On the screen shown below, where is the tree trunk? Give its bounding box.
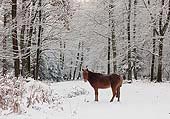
[157,0,164,82]
[60,40,64,70]
[63,41,66,69]
[107,37,111,74]
[109,2,117,73]
[77,41,84,79]
[28,0,37,77]
[108,1,113,74]
[12,0,20,77]
[127,0,132,81]
[150,28,156,81]
[73,42,81,80]
[157,0,170,82]
[157,38,163,82]
[111,30,116,73]
[2,8,7,76]
[20,0,27,77]
[35,0,42,80]
[133,0,137,80]
[69,60,73,80]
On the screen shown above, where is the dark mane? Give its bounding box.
[88,71,104,79]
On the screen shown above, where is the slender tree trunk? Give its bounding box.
[35,0,42,80]
[73,42,81,80]
[122,8,125,42]
[127,0,132,81]
[59,40,64,70]
[60,40,62,69]
[157,0,164,82]
[109,1,117,73]
[151,27,156,81]
[12,0,20,77]
[157,38,163,82]
[63,41,66,69]
[59,40,66,70]
[77,41,84,79]
[108,37,111,74]
[133,0,137,80]
[108,1,112,74]
[28,0,36,77]
[146,0,156,82]
[25,3,31,78]
[69,60,73,80]
[20,25,26,76]
[20,0,27,77]
[2,8,7,76]
[111,30,116,73]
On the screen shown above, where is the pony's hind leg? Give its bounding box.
[117,87,120,102]
[94,88,98,101]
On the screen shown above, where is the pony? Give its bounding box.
[82,68,123,102]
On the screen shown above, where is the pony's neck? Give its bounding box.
[88,71,99,80]
[88,71,93,79]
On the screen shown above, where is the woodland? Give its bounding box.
[0,0,170,85]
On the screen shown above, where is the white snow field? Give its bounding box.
[1,80,170,119]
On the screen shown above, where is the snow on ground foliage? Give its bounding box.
[0,76,53,115]
[0,79,170,119]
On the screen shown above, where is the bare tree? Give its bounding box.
[35,0,42,80]
[73,42,81,80]
[20,0,27,77]
[157,0,170,82]
[127,0,132,81]
[151,21,157,81]
[108,0,116,74]
[2,7,8,76]
[12,0,20,77]
[132,0,137,80]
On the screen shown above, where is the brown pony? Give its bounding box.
[82,68,123,102]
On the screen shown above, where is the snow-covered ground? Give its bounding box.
[1,80,170,119]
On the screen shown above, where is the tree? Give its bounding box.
[127,0,132,81]
[150,21,157,81]
[132,0,137,80]
[28,0,37,78]
[142,0,158,81]
[20,0,27,77]
[73,42,81,80]
[35,0,42,80]
[2,5,7,76]
[110,2,117,73]
[157,0,170,82]
[12,0,20,77]
[77,41,84,79]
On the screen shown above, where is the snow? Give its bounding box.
[1,80,170,119]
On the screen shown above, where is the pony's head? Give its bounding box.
[82,68,89,82]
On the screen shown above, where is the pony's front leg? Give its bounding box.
[110,86,116,102]
[94,88,98,101]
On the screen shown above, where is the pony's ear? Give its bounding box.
[86,66,89,71]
